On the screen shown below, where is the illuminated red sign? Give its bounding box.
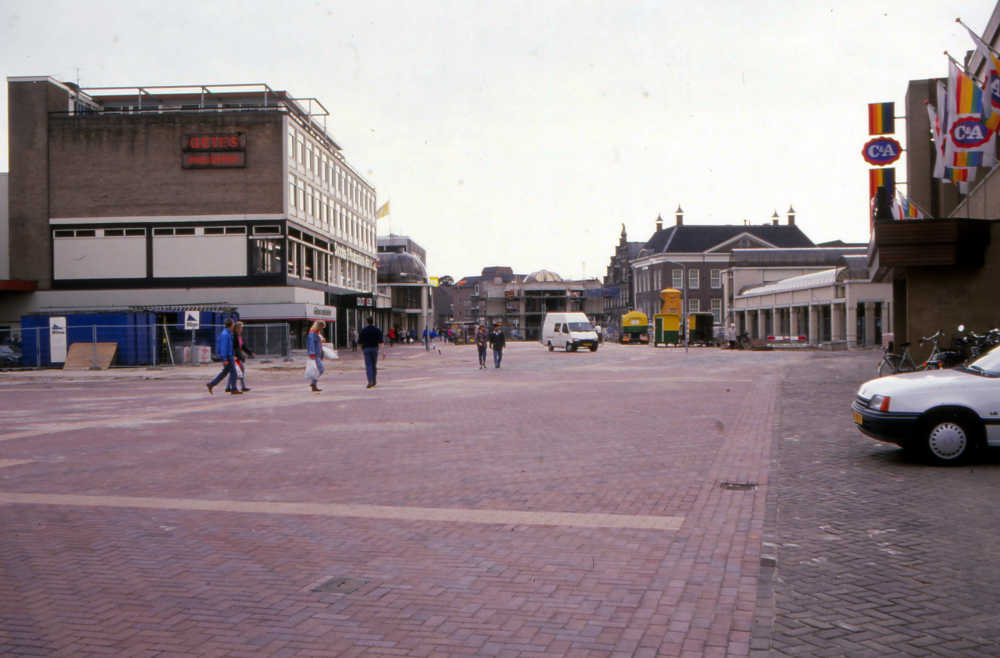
[182,152,246,169]
[181,134,246,151]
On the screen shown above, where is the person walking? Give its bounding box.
[307,320,326,392]
[358,315,384,388]
[350,326,359,352]
[207,318,240,395]
[446,327,453,344]
[387,326,395,347]
[727,323,736,350]
[475,325,488,369]
[489,324,506,369]
[226,321,253,392]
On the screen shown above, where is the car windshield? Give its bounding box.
[567,322,594,332]
[966,346,1000,375]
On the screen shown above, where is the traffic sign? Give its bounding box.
[184,311,200,330]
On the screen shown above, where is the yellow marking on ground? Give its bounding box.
[0,492,684,531]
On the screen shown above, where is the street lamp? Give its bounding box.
[659,259,689,353]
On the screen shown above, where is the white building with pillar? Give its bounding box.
[732,255,891,347]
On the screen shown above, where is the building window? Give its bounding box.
[297,187,305,211]
[672,269,683,289]
[252,238,283,275]
[296,136,304,165]
[711,269,721,289]
[288,130,295,159]
[688,299,700,313]
[289,177,296,208]
[711,299,722,323]
[689,269,699,289]
[306,145,312,171]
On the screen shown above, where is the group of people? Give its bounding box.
[474,324,506,369]
[206,318,254,395]
[308,317,385,390]
[209,318,512,396]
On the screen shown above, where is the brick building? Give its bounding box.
[630,208,815,326]
[599,224,643,340]
[1,78,378,348]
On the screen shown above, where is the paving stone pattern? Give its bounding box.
[0,344,794,657]
[769,352,1000,657]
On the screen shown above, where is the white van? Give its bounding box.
[541,312,599,352]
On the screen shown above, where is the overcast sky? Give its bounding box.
[1,1,994,280]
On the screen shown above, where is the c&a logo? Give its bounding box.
[950,117,991,148]
[861,137,902,166]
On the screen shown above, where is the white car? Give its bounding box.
[853,347,1000,464]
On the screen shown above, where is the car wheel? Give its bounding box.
[1,358,10,368]
[921,414,978,464]
[565,342,573,352]
[547,341,554,352]
[589,344,598,352]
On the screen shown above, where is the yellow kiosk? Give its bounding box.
[653,289,682,346]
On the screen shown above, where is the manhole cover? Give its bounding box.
[313,577,368,594]
[720,482,758,491]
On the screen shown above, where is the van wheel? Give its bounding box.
[589,344,598,352]
[547,341,554,352]
[565,342,573,352]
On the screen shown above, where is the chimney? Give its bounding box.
[771,210,779,226]
[656,214,663,231]
[787,205,796,226]
[675,205,684,226]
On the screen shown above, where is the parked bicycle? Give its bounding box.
[878,340,918,376]
[735,330,752,350]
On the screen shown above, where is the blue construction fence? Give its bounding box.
[19,311,289,368]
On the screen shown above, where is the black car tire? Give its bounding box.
[920,412,980,465]
[547,341,554,352]
[589,344,598,352]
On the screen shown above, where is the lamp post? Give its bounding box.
[660,259,689,353]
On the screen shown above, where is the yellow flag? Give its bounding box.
[375,200,390,219]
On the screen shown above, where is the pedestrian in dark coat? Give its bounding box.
[489,324,506,369]
[475,325,488,369]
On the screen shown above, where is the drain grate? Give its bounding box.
[313,576,368,594]
[720,482,758,491]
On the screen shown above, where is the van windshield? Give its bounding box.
[567,322,594,332]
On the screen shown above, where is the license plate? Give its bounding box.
[853,410,863,425]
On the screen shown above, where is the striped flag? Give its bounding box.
[945,59,995,168]
[869,167,895,202]
[962,22,1000,132]
[892,191,927,220]
[868,102,895,135]
[944,167,975,182]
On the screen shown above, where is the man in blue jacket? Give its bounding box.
[358,316,384,389]
[207,318,240,395]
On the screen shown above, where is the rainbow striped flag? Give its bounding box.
[953,151,984,167]
[944,167,974,182]
[945,60,995,169]
[952,62,985,115]
[962,23,1000,132]
[869,167,895,201]
[868,102,895,135]
[893,191,926,220]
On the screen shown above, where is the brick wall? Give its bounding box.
[904,222,1000,362]
[8,79,73,289]
[48,112,284,219]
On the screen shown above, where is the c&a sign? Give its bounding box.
[949,117,991,148]
[861,137,902,166]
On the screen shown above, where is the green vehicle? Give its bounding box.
[621,311,649,345]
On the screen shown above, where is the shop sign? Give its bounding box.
[181,134,246,151]
[183,152,246,169]
[861,137,902,166]
[339,294,374,309]
[949,117,991,148]
[333,243,372,269]
[312,306,334,317]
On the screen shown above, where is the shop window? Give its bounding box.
[305,247,314,279]
[287,240,297,276]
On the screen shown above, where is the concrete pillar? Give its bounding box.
[419,285,429,335]
[758,308,767,339]
[846,304,858,347]
[809,305,819,345]
[789,306,798,337]
[865,301,876,346]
